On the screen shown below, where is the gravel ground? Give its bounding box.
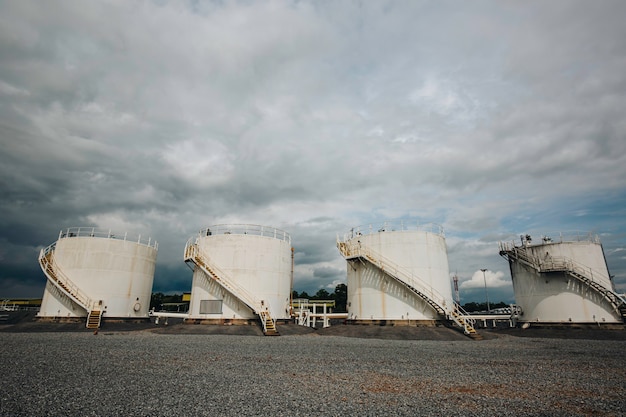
[1,330,625,416]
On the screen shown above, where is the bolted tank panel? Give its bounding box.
[38,228,157,318]
[188,224,292,321]
[503,233,620,323]
[343,222,453,321]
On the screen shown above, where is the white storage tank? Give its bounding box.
[186,224,292,323]
[38,227,158,320]
[499,232,625,324]
[337,221,454,322]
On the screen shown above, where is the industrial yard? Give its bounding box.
[1,325,625,416]
[14,223,625,416]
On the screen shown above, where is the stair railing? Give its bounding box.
[259,309,276,333]
[38,244,97,313]
[450,302,479,335]
[539,256,607,285]
[338,239,449,313]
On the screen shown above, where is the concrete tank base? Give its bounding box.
[517,322,625,330]
[345,319,440,327]
[184,318,259,326]
[102,318,151,324]
[35,316,84,324]
[35,316,151,325]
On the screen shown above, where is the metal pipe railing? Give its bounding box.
[196,224,291,244]
[57,227,158,249]
[340,221,444,242]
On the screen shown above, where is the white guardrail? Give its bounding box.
[197,224,290,244]
[57,227,158,249]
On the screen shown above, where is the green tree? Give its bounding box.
[462,301,509,312]
[163,293,182,303]
[313,288,330,300]
[150,293,184,310]
[150,292,164,310]
[332,283,347,312]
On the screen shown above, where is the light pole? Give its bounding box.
[480,268,490,313]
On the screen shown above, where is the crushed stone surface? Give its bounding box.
[1,329,625,416]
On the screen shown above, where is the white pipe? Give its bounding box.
[464,314,511,320]
[323,303,328,328]
[306,313,348,319]
[149,311,190,319]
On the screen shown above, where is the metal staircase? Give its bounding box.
[38,244,102,329]
[337,241,481,339]
[499,244,626,322]
[449,305,483,340]
[184,240,279,335]
[259,310,279,336]
[86,310,102,329]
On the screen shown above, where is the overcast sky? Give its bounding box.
[1,0,625,305]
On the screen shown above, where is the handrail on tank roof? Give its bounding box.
[197,224,291,243]
[340,220,444,241]
[499,231,600,248]
[57,227,158,249]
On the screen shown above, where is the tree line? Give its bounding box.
[461,301,510,312]
[150,283,348,312]
[152,285,505,315]
[150,293,183,310]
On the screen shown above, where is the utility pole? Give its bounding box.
[480,268,490,313]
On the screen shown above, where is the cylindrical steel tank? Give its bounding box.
[501,232,620,323]
[38,227,158,318]
[187,224,292,321]
[340,221,454,322]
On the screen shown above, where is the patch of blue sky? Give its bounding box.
[499,190,626,238]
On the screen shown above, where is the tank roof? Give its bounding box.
[57,227,158,249]
[197,224,291,243]
[341,220,444,241]
[500,231,601,249]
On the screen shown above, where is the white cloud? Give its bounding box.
[460,270,510,290]
[326,279,346,290]
[0,80,30,96]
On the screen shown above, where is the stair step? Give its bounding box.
[86,310,102,329]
